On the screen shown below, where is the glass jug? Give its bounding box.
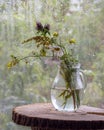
[51,64,87,112]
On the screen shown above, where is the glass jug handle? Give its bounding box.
[79,70,87,89]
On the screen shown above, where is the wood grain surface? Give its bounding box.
[12,103,104,130]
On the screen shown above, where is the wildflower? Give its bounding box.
[53,32,58,37]
[69,38,76,44]
[36,22,43,31]
[7,60,17,69]
[53,47,60,51]
[7,62,13,69]
[40,48,46,56]
[44,24,50,31]
[7,55,19,69]
[22,37,37,44]
[34,36,43,43]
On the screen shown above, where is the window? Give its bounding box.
[0,0,104,129]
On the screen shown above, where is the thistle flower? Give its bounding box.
[36,22,43,31]
[44,24,50,31]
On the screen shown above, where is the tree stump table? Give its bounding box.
[12,103,104,130]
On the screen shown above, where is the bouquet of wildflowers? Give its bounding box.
[7,22,77,68]
[8,22,79,109]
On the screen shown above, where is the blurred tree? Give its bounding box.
[0,0,104,129]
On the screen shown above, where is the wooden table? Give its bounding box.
[12,103,104,130]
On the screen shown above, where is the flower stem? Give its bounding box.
[72,90,76,110]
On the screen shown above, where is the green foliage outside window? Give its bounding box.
[0,0,104,129]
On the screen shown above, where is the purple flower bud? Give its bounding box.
[44,24,50,31]
[36,22,43,31]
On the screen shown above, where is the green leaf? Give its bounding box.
[58,90,66,97]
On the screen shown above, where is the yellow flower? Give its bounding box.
[53,32,58,37]
[7,58,19,69]
[7,61,15,69]
[40,49,46,56]
[69,38,76,44]
[7,62,13,69]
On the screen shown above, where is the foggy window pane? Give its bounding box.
[0,0,104,129]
